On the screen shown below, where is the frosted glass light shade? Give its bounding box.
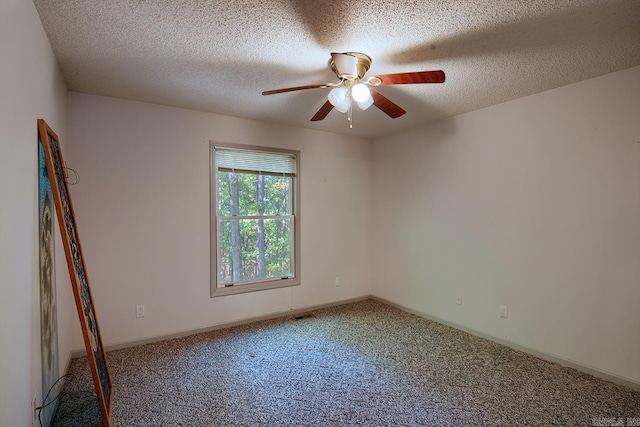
[357,96,374,110]
[328,86,347,106]
[351,83,371,103]
[335,96,351,113]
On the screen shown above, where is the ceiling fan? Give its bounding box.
[262,52,445,127]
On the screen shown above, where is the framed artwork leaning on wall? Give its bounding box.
[38,119,113,427]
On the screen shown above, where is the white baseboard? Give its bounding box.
[371,295,640,392]
[71,295,371,358]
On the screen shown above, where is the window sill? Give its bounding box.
[210,278,300,298]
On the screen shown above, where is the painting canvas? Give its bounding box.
[38,134,59,427]
[37,119,113,426]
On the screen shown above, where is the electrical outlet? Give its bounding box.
[456,294,462,306]
[335,277,341,287]
[499,304,508,318]
[136,305,145,318]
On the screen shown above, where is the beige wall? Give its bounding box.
[66,93,373,349]
[373,66,640,385]
[0,0,74,425]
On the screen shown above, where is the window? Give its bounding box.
[210,142,300,297]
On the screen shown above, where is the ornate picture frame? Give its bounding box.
[37,119,112,426]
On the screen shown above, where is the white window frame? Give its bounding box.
[210,141,301,297]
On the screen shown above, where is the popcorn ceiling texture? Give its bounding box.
[33,0,640,138]
[55,299,639,426]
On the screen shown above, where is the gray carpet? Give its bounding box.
[54,299,639,426]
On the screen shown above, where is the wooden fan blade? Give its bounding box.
[374,70,445,85]
[262,83,333,95]
[331,52,358,79]
[370,89,406,118]
[310,100,334,121]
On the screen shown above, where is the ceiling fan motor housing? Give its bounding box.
[330,52,372,80]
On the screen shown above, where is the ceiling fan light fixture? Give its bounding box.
[351,83,371,103]
[335,96,351,113]
[328,86,347,107]
[357,96,374,110]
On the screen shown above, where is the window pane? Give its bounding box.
[218,217,293,286]
[218,172,292,217]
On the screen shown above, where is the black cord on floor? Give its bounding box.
[36,373,74,427]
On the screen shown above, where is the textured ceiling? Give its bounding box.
[33,0,640,139]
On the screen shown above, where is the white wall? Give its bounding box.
[0,1,74,426]
[66,93,373,349]
[373,66,640,385]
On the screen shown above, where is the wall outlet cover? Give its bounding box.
[499,304,508,318]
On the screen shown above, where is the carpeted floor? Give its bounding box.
[53,299,639,426]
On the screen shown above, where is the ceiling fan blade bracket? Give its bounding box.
[366,76,382,86]
[261,82,338,96]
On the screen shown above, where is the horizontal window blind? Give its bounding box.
[216,148,296,176]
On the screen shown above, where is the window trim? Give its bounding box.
[210,141,301,297]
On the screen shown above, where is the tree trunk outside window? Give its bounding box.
[228,172,241,282]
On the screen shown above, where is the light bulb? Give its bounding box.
[336,96,351,113]
[328,87,347,107]
[351,83,371,103]
[357,96,374,110]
